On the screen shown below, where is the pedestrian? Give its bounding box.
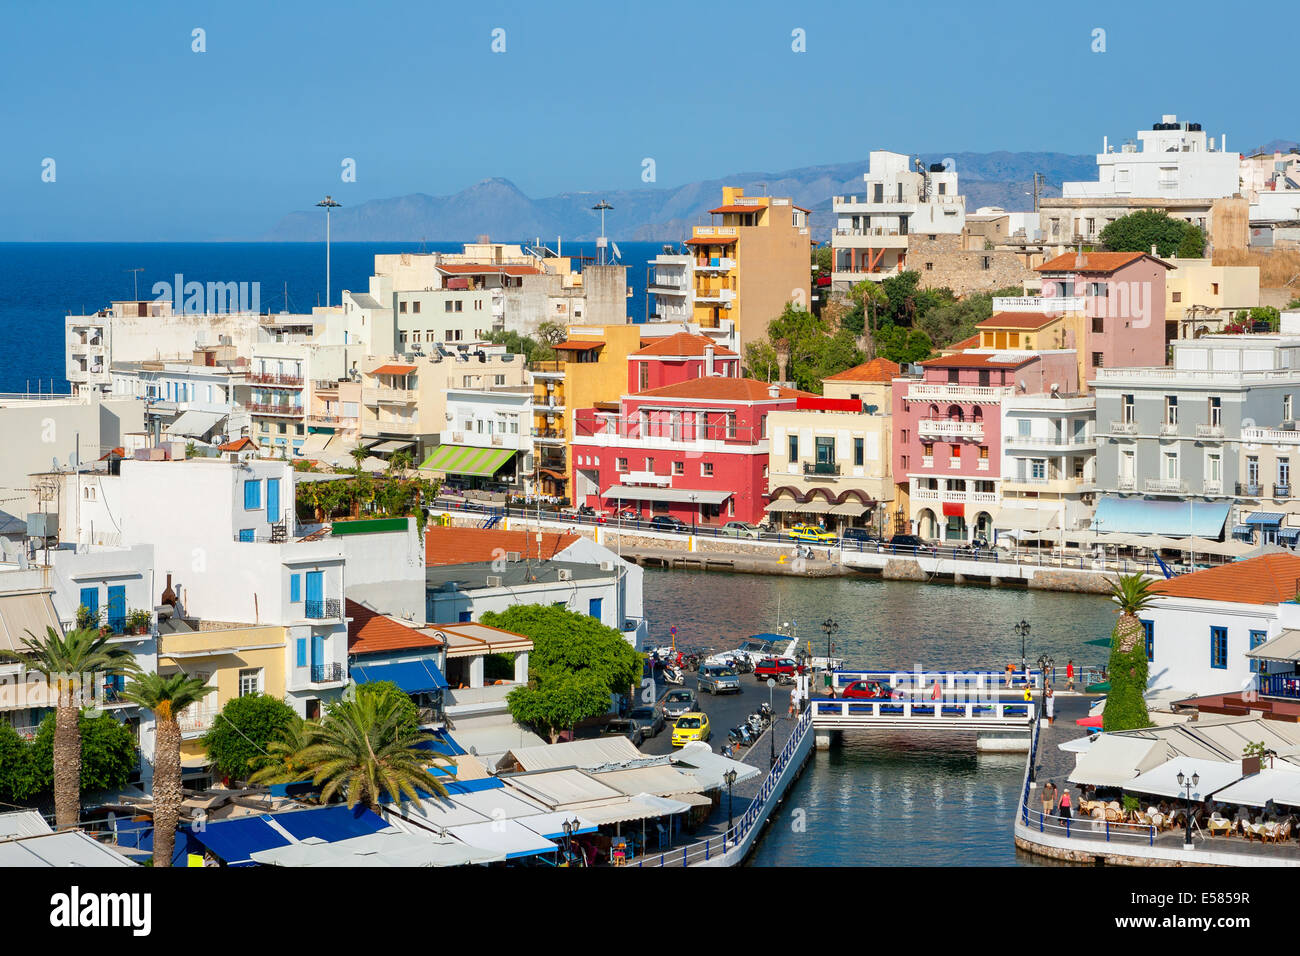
[1058,785,1073,820]
[1066,659,1075,692]
[1040,780,1055,820]
[789,684,799,717]
[930,679,942,701]
[1022,685,1033,703]
[1045,685,1056,725]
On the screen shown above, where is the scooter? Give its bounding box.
[662,665,685,686]
[758,701,774,722]
[728,725,754,746]
[745,713,767,736]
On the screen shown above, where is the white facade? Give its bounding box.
[999,394,1097,536]
[1063,115,1238,202]
[647,255,696,323]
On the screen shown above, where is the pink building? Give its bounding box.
[627,332,741,391]
[571,376,810,526]
[893,350,1079,542]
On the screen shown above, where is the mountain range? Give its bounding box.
[264,151,1103,244]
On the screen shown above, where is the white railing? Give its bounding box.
[810,697,1035,724]
[1109,420,1138,435]
[1005,434,1094,447]
[1242,426,1300,444]
[911,488,997,504]
[918,419,984,439]
[176,705,218,735]
[1203,481,1223,494]
[1159,422,1179,436]
[992,295,1086,313]
[691,226,738,238]
[1145,478,1187,493]
[694,258,736,271]
[1196,424,1225,439]
[905,384,1014,403]
[1117,476,1137,490]
[1096,367,1300,383]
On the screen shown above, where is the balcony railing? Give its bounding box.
[1110,420,1138,435]
[918,419,984,439]
[1144,478,1187,493]
[176,705,218,735]
[247,402,304,416]
[991,295,1087,314]
[1238,482,1263,497]
[803,461,841,476]
[1276,483,1292,498]
[248,373,304,387]
[948,457,962,469]
[1159,422,1179,436]
[905,384,1013,403]
[310,662,345,684]
[1117,476,1136,490]
[1203,481,1223,495]
[305,598,342,620]
[1196,424,1225,439]
[1259,674,1300,700]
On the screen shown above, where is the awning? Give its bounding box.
[995,508,1059,532]
[1246,629,1300,662]
[0,830,136,867]
[1124,758,1243,801]
[445,819,558,859]
[448,787,550,820]
[1233,525,1254,540]
[667,791,713,808]
[371,363,417,376]
[1091,497,1231,537]
[0,591,65,656]
[829,502,868,517]
[799,500,832,514]
[189,816,294,866]
[562,795,686,825]
[1211,767,1300,808]
[765,499,801,513]
[421,445,516,477]
[351,659,449,693]
[942,502,964,517]
[1247,511,1286,525]
[1067,735,1169,787]
[395,797,490,829]
[670,743,762,790]
[1279,528,1300,544]
[590,765,707,797]
[251,827,505,867]
[601,485,730,505]
[300,432,333,454]
[503,737,643,773]
[370,439,414,454]
[166,409,224,438]
[553,341,604,352]
[514,812,599,840]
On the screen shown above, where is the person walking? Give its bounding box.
[1058,786,1072,820]
[1045,685,1056,725]
[930,679,942,701]
[1040,781,1055,820]
[789,684,799,717]
[1066,659,1075,692]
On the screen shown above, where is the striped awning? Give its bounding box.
[1280,527,1300,544]
[829,502,867,516]
[1232,525,1254,540]
[1247,511,1286,525]
[421,445,516,477]
[765,499,801,513]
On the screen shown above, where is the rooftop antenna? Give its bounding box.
[316,195,342,307]
[591,200,613,265]
[125,267,145,301]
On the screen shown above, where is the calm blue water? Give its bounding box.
[0,241,666,395]
[641,570,1116,866]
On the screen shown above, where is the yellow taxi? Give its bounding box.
[787,523,837,544]
[671,712,711,747]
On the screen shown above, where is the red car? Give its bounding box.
[841,680,891,699]
[753,657,797,681]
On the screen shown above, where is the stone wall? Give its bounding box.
[1013,836,1218,867]
[1027,569,1113,594]
[909,234,1035,295]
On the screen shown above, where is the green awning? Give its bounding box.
[1085,681,1110,694]
[1084,638,1112,648]
[421,445,515,477]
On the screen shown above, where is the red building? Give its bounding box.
[571,370,811,526]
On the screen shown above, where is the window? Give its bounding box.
[1163,451,1179,481]
[1210,626,1227,670]
[923,442,934,457]
[444,300,453,313]
[1286,395,1294,421]
[672,461,684,476]
[243,479,261,510]
[701,462,713,477]
[1209,396,1221,426]
[854,438,864,466]
[1250,630,1267,674]
[1092,316,1104,334]
[1208,453,1221,484]
[1122,394,1134,423]
[639,363,649,391]
[238,668,262,697]
[412,300,421,314]
[296,638,307,668]
[79,587,99,621]
[1092,352,1104,368]
[1165,395,1178,425]
[588,597,602,621]
[238,528,255,542]
[1142,620,1154,662]
[925,262,933,271]
[981,256,991,270]
[399,301,407,314]
[290,574,301,603]
[1280,457,1290,489]
[1030,459,1047,480]
[1171,291,1182,303]
[1248,456,1260,486]
[815,436,835,465]
[616,457,627,473]
[455,300,463,312]
[645,457,655,472]
[1211,282,1220,296]
[726,412,737,439]
[1018,418,1032,437]
[979,445,989,460]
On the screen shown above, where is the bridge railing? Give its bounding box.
[829,669,1043,692]
[810,698,1035,721]
[629,707,814,868]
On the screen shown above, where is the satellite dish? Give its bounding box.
[1018,379,1028,391]
[610,240,622,261]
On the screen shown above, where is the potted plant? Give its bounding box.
[74,603,101,631]
[127,608,153,635]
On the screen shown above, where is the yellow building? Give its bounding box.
[1164,257,1261,339]
[157,623,288,768]
[687,187,812,349]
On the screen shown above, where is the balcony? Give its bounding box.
[991,295,1087,314]
[176,705,218,736]
[247,402,304,417]
[905,383,1013,403]
[306,414,343,428]
[1144,478,1187,494]
[694,288,737,305]
[1203,481,1223,495]
[1259,674,1300,700]
[363,386,417,405]
[948,457,962,469]
[918,419,984,440]
[1109,420,1138,436]
[803,461,841,476]
[1238,482,1263,497]
[1276,483,1292,498]
[310,662,345,684]
[1117,476,1136,490]
[1159,422,1179,437]
[1241,426,1300,444]
[1196,424,1225,440]
[693,257,735,272]
[531,428,565,444]
[304,598,342,621]
[248,373,304,387]
[921,456,934,468]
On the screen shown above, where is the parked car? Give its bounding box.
[697,663,742,695]
[842,527,879,544]
[660,688,698,719]
[614,507,640,521]
[602,717,645,746]
[888,534,931,552]
[720,521,761,539]
[626,706,665,739]
[842,680,891,699]
[671,712,712,747]
[649,515,689,533]
[788,523,837,544]
[753,657,798,681]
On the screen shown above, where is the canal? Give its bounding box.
[642,569,1117,866]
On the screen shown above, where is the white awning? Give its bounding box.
[514,811,599,840]
[765,499,801,513]
[502,769,625,810]
[370,439,415,454]
[166,409,224,438]
[564,795,686,825]
[995,508,1058,532]
[0,830,135,867]
[669,742,762,790]
[602,485,730,505]
[396,797,490,829]
[667,791,713,808]
[1067,735,1170,787]
[300,432,333,454]
[590,764,706,797]
[1124,758,1244,801]
[1246,629,1300,662]
[502,737,643,773]
[252,828,504,867]
[445,819,558,859]
[829,502,868,516]
[0,591,63,655]
[800,500,832,514]
[446,787,550,821]
[1211,767,1300,808]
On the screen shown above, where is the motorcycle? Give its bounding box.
[662,665,685,686]
[745,713,767,736]
[728,724,754,746]
[758,701,774,722]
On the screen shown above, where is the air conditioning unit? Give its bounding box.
[599,561,614,572]
[485,575,503,587]
[506,551,522,562]
[558,569,572,581]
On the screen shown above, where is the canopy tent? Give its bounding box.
[351,658,448,693]
[994,508,1058,532]
[1090,497,1231,538]
[1123,757,1244,801]
[445,819,558,859]
[165,409,225,439]
[1067,735,1169,787]
[421,445,515,477]
[670,743,763,790]
[668,791,713,808]
[591,764,707,798]
[1210,767,1300,808]
[1058,736,1097,754]
[1246,629,1300,662]
[601,485,730,505]
[250,827,504,867]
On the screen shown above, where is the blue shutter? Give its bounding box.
[458,611,472,623]
[266,478,280,524]
[107,586,126,634]
[1141,620,1154,663]
[296,638,307,668]
[244,479,261,510]
[239,528,255,542]
[290,573,301,603]
[588,597,603,621]
[1250,630,1267,674]
[79,587,99,622]
[305,571,323,618]
[1210,627,1227,669]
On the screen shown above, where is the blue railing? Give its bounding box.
[304,599,341,620]
[1259,674,1300,700]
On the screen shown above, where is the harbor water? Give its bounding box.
[642,568,1116,866]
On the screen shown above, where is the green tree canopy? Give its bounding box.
[487,329,554,365]
[1099,210,1199,258]
[1176,225,1206,258]
[876,326,933,365]
[335,680,420,734]
[23,711,136,799]
[0,721,34,803]
[201,693,299,782]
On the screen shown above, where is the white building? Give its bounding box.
[646,254,696,324]
[998,393,1097,542]
[438,385,534,494]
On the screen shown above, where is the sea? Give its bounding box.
[0,240,669,395]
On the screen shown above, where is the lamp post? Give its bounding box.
[1014,619,1030,674]
[822,618,839,696]
[1176,771,1199,847]
[690,492,697,535]
[767,677,777,768]
[316,195,341,307]
[723,768,737,835]
[561,818,574,864]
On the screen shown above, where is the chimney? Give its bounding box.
[1151,244,1158,257]
[161,573,177,607]
[768,384,781,399]
[705,344,715,376]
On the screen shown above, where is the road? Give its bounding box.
[636,665,796,758]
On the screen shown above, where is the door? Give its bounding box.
[310,633,325,671]
[266,478,280,524]
[79,587,99,623]
[588,597,603,622]
[305,571,323,618]
[107,586,126,633]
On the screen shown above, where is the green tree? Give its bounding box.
[246,717,319,787]
[1250,306,1281,332]
[24,711,137,800]
[1102,574,1157,732]
[0,626,134,829]
[744,340,780,381]
[535,321,567,346]
[349,445,368,470]
[876,326,932,365]
[482,604,643,743]
[486,330,554,366]
[1099,210,1194,258]
[123,671,215,867]
[336,680,420,734]
[1176,225,1206,258]
[201,693,299,782]
[0,721,32,803]
[296,693,448,811]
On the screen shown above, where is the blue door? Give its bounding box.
[588,597,603,621]
[79,587,99,624]
[305,571,323,618]
[107,586,126,633]
[310,633,325,681]
[266,478,280,524]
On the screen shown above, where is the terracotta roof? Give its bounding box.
[949,334,981,351]
[98,447,125,461]
[424,526,579,567]
[976,312,1059,330]
[710,204,768,214]
[1151,553,1300,606]
[1036,251,1173,274]
[918,352,1035,369]
[347,599,442,655]
[218,437,257,452]
[633,332,738,358]
[685,235,738,246]
[553,340,604,351]
[436,263,541,276]
[631,377,815,402]
[371,363,417,375]
[823,358,901,383]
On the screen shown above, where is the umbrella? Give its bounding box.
[1084,681,1110,693]
[1075,715,1103,728]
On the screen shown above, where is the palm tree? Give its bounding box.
[387,449,413,478]
[122,671,215,867]
[349,445,368,470]
[247,716,320,786]
[1108,573,1157,652]
[296,694,451,813]
[1103,573,1157,732]
[0,627,134,830]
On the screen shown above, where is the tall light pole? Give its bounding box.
[592,200,613,265]
[1014,619,1030,675]
[822,618,839,694]
[1176,771,1199,847]
[767,677,777,768]
[125,267,144,301]
[316,195,341,306]
[723,768,737,836]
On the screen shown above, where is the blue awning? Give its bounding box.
[1279,527,1300,543]
[444,777,505,795]
[189,816,292,867]
[1091,497,1231,538]
[352,658,448,693]
[271,805,388,844]
[425,728,467,756]
[1246,511,1286,525]
[1233,525,1254,540]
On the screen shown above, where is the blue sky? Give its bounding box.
[0,0,1287,240]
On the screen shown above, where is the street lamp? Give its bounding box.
[315,195,341,307]
[561,818,574,864]
[767,677,777,768]
[723,768,737,836]
[689,493,697,535]
[1176,771,1199,847]
[822,618,839,696]
[1014,619,1030,674]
